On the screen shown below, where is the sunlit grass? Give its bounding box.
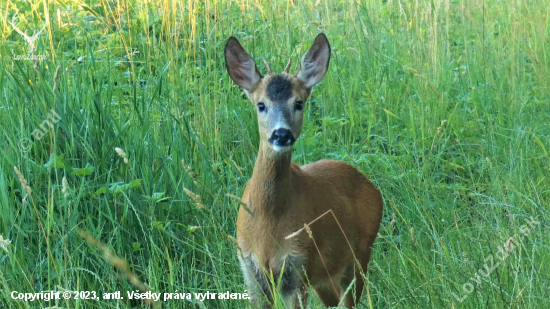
[1,0,549,308]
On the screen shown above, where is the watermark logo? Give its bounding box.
[18,109,61,152]
[9,13,48,61]
[451,216,540,303]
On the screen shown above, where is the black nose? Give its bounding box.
[269,128,294,146]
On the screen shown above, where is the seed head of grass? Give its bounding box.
[62,176,70,198]
[390,213,396,231]
[181,160,198,179]
[304,223,313,239]
[78,230,155,305]
[436,119,447,135]
[0,235,11,253]
[184,188,206,211]
[14,166,32,196]
[114,147,129,164]
[181,160,215,199]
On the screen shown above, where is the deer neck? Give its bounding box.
[249,141,293,216]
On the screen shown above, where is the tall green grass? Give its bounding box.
[1,0,549,308]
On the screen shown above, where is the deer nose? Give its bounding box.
[270,128,294,146]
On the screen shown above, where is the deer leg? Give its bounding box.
[294,283,309,309]
[340,266,364,308]
[314,285,340,307]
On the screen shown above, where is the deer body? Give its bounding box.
[225,34,383,308]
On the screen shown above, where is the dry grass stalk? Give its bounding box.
[284,209,331,240]
[284,209,368,296]
[13,166,50,251]
[226,193,253,215]
[78,230,155,305]
[303,223,339,297]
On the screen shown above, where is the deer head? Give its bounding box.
[225,33,331,153]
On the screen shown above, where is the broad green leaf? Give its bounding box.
[45,154,65,170]
[71,163,95,176]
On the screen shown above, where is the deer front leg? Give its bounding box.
[294,283,309,309]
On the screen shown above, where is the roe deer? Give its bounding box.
[225,33,383,308]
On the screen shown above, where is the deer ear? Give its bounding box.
[296,33,331,89]
[225,37,262,92]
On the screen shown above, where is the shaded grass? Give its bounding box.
[1,0,549,308]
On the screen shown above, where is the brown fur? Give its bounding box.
[226,34,383,308]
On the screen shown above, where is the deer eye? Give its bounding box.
[295,101,303,111]
[258,102,266,112]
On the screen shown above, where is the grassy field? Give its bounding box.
[1,0,549,308]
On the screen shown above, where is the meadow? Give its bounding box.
[1,0,549,308]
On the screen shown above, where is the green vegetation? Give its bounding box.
[1,0,549,308]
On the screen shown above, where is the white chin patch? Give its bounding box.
[272,144,292,152]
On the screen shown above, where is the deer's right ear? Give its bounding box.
[225,37,262,92]
[296,33,331,89]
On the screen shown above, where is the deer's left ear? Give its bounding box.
[296,33,331,89]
